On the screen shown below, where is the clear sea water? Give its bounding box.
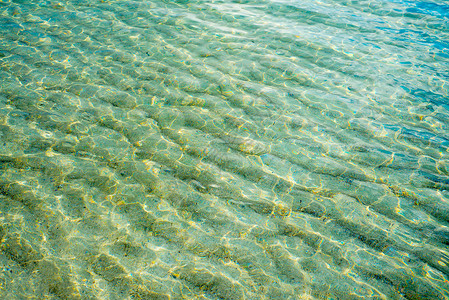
[0,0,448,299]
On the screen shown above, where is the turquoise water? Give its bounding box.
[0,0,448,299]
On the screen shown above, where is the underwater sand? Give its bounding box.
[0,0,448,299]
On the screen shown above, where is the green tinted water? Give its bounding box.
[0,0,448,299]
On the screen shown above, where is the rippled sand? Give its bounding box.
[0,0,448,299]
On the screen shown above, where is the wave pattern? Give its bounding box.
[0,0,448,299]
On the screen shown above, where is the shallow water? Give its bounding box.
[0,0,448,299]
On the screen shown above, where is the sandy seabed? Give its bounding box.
[0,0,448,299]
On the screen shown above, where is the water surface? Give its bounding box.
[0,0,448,299]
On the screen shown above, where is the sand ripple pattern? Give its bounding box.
[0,0,448,299]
